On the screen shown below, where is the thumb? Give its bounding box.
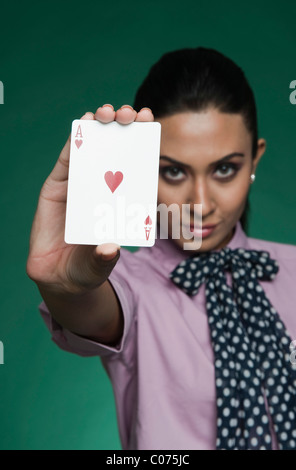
[95,243,121,262]
[80,243,121,290]
[66,243,122,293]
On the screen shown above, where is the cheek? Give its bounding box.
[213,175,250,213]
[157,181,186,205]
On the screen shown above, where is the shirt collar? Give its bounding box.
[152,220,250,273]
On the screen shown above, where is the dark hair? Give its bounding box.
[133,47,258,233]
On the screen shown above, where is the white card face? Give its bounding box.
[65,120,161,247]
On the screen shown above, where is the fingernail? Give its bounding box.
[120,105,134,111]
[141,107,152,112]
[102,104,114,110]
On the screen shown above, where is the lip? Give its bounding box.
[190,223,217,229]
[188,223,218,239]
[189,223,218,230]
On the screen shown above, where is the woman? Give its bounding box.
[26,47,296,450]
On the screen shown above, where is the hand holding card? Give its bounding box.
[65,119,161,247]
[27,105,156,307]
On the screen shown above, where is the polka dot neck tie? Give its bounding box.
[170,246,296,450]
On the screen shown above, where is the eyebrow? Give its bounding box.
[159,152,245,168]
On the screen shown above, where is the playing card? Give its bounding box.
[65,119,161,246]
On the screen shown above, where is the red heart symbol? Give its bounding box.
[75,139,83,149]
[104,171,124,193]
[145,215,152,225]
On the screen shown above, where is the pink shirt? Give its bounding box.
[39,221,296,450]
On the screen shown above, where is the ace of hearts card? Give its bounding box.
[65,119,161,247]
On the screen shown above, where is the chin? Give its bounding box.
[177,230,229,253]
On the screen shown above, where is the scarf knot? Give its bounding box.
[170,247,279,296]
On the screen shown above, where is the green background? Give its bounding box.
[0,0,296,450]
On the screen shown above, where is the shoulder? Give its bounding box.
[247,234,296,261]
[246,234,296,279]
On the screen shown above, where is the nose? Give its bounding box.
[187,176,216,219]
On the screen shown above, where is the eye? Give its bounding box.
[214,163,239,179]
[160,165,186,182]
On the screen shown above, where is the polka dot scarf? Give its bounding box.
[170,247,296,450]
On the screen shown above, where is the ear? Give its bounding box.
[252,138,266,173]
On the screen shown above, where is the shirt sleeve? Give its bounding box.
[38,248,138,359]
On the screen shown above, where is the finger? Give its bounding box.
[94,104,116,123]
[135,107,154,122]
[115,105,137,125]
[81,112,95,121]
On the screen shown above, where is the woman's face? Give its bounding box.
[156,108,266,253]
